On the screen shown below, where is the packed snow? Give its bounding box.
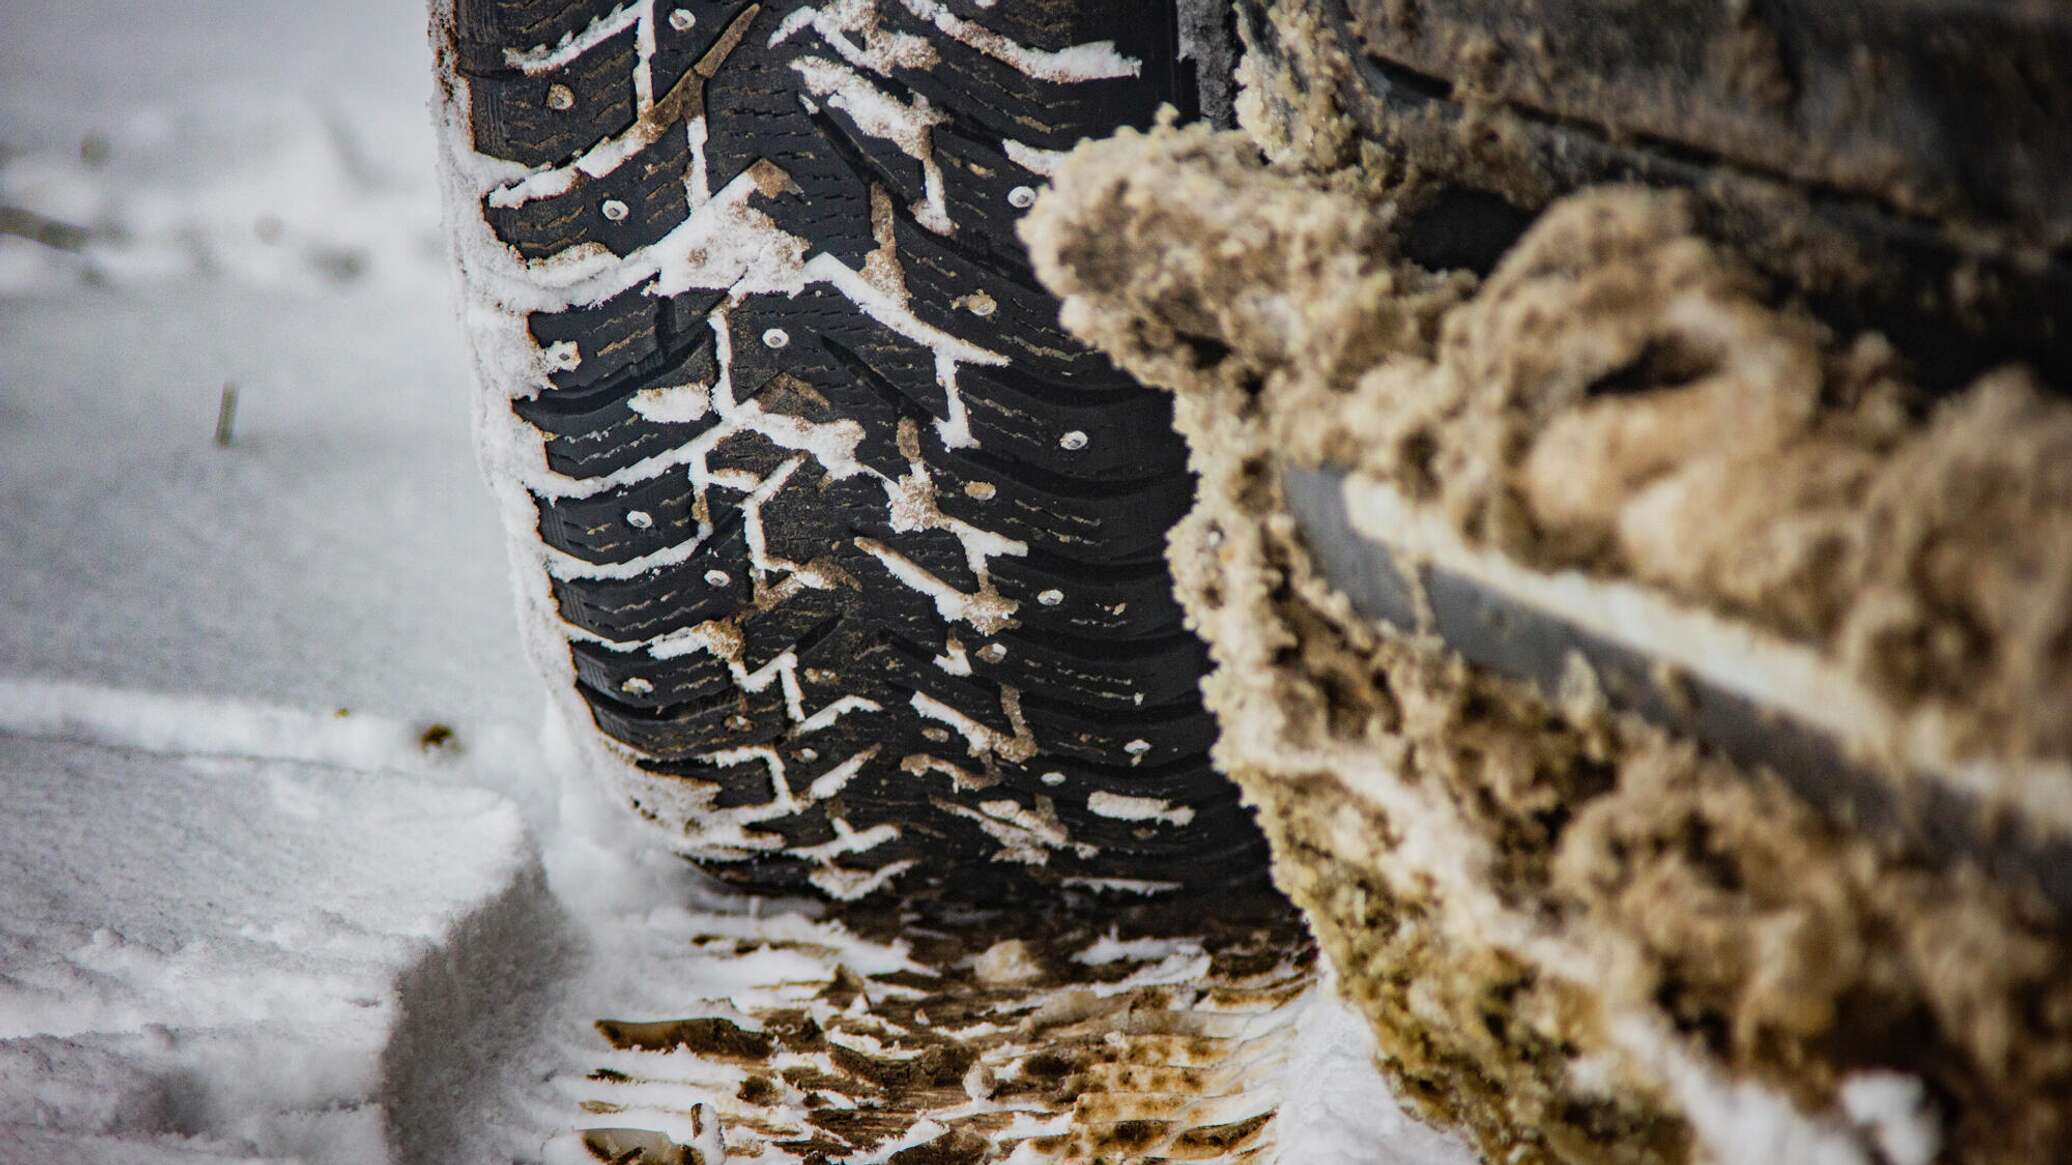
[0,2,1474,1162]
[0,737,550,1165]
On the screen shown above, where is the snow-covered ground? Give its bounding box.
[0,5,1474,1163]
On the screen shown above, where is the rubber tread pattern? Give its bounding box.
[458,0,1264,899]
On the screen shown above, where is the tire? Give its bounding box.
[1238,0,2072,393]
[432,0,1271,902]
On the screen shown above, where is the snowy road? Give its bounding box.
[1,5,568,1158]
[0,4,1472,1163]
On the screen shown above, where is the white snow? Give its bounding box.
[0,100,443,296]
[1002,143,1064,180]
[908,689,1037,763]
[1276,971,1482,1165]
[1839,1072,1942,1165]
[503,3,645,76]
[789,54,952,233]
[1086,789,1196,827]
[0,738,550,1164]
[897,0,1141,83]
[629,381,711,422]
[1073,932,1194,966]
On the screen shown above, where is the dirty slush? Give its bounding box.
[1023,62,2072,1165]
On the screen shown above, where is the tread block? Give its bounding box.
[487,119,694,261]
[456,0,606,61]
[528,281,665,392]
[516,310,718,479]
[891,215,1114,381]
[704,25,877,266]
[988,548,1189,641]
[586,684,789,760]
[929,451,1194,564]
[535,471,701,566]
[470,27,641,168]
[570,639,734,710]
[551,511,752,641]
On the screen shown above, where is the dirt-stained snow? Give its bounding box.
[1024,120,2072,778]
[1023,117,2072,1165]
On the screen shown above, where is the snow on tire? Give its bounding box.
[430,0,1270,901]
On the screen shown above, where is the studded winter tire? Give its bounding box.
[430,0,1269,902]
